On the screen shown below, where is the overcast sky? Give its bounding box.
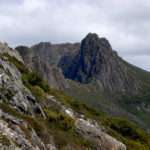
[0,0,150,71]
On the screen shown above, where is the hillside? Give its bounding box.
[0,41,131,149]
[0,42,150,149]
[16,33,150,131]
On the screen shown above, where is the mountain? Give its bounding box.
[0,33,148,149]
[59,33,140,94]
[0,41,129,149]
[16,33,150,130]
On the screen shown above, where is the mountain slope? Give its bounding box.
[0,40,150,149]
[59,33,140,94]
[16,33,150,131]
[16,43,79,90]
[0,42,130,150]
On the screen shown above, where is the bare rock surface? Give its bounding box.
[59,33,140,94]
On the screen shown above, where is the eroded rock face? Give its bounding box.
[0,42,23,63]
[0,110,56,150]
[0,58,45,117]
[16,43,80,90]
[0,43,56,149]
[16,34,141,94]
[59,33,140,94]
[75,118,126,150]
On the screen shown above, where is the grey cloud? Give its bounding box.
[0,0,150,70]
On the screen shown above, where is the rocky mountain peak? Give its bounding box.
[59,33,140,93]
[81,33,112,51]
[32,42,52,49]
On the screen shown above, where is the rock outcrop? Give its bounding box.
[16,34,142,94]
[0,50,45,117]
[0,110,52,150]
[59,33,140,94]
[16,43,79,90]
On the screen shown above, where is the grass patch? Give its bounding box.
[22,72,49,93]
[101,117,150,150]
[45,109,75,131]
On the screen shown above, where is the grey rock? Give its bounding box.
[0,57,45,117]
[0,109,56,150]
[59,33,140,94]
[75,118,126,150]
[16,43,80,90]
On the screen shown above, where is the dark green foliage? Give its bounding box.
[104,118,148,141]
[0,103,22,118]
[45,109,75,131]
[30,86,46,102]
[22,72,49,93]
[101,117,150,150]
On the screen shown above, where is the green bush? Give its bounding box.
[101,117,150,149]
[0,103,23,119]
[30,86,46,102]
[22,72,49,92]
[57,113,75,130]
[45,109,75,131]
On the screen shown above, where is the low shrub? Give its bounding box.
[22,72,49,93]
[45,109,75,131]
[30,86,46,102]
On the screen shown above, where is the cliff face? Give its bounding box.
[16,33,141,94]
[59,33,140,94]
[16,43,79,90]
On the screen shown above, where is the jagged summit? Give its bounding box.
[16,33,141,94]
[59,33,140,93]
[31,42,52,49]
[15,33,150,144]
[83,33,112,50]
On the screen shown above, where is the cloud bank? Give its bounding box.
[0,0,150,70]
